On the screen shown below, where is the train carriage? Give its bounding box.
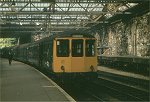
[12,33,98,78]
[53,34,97,73]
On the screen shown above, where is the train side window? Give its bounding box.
[72,40,83,57]
[86,40,95,57]
[56,39,69,57]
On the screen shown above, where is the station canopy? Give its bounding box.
[0,0,148,40]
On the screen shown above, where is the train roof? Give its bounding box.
[12,33,95,48]
[32,33,95,44]
[51,33,95,38]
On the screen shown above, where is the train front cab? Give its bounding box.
[52,36,97,78]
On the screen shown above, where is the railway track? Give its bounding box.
[98,71,149,91]
[54,73,149,101]
[36,66,149,101]
[95,79,145,101]
[97,71,149,101]
[49,75,111,101]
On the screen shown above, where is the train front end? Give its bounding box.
[52,34,97,77]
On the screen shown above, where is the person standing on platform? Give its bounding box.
[8,51,13,65]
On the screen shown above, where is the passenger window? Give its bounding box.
[72,40,83,57]
[86,40,95,57]
[56,39,69,57]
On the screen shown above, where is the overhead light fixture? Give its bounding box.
[12,0,15,6]
[20,22,22,25]
[36,22,40,25]
[11,0,16,11]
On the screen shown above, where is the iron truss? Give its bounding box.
[0,0,148,36]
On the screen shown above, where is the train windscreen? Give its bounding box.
[72,39,83,57]
[86,39,95,57]
[56,39,69,57]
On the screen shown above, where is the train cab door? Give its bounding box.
[53,38,71,72]
[71,39,85,72]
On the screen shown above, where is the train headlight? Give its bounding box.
[90,65,94,72]
[61,66,65,72]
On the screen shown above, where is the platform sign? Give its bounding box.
[72,35,83,38]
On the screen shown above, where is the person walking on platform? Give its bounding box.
[8,51,13,65]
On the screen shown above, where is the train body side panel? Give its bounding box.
[53,39,71,72]
[39,39,53,70]
[85,38,97,72]
[71,57,84,72]
[84,57,97,72]
[53,57,72,72]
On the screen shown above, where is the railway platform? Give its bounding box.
[97,66,149,81]
[0,58,75,101]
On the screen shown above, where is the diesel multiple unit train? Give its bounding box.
[11,33,98,78]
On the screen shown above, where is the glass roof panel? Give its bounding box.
[0,0,141,34]
[118,5,128,11]
[127,3,138,7]
[105,13,113,18]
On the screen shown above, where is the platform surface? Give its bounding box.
[98,66,149,81]
[0,58,75,101]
